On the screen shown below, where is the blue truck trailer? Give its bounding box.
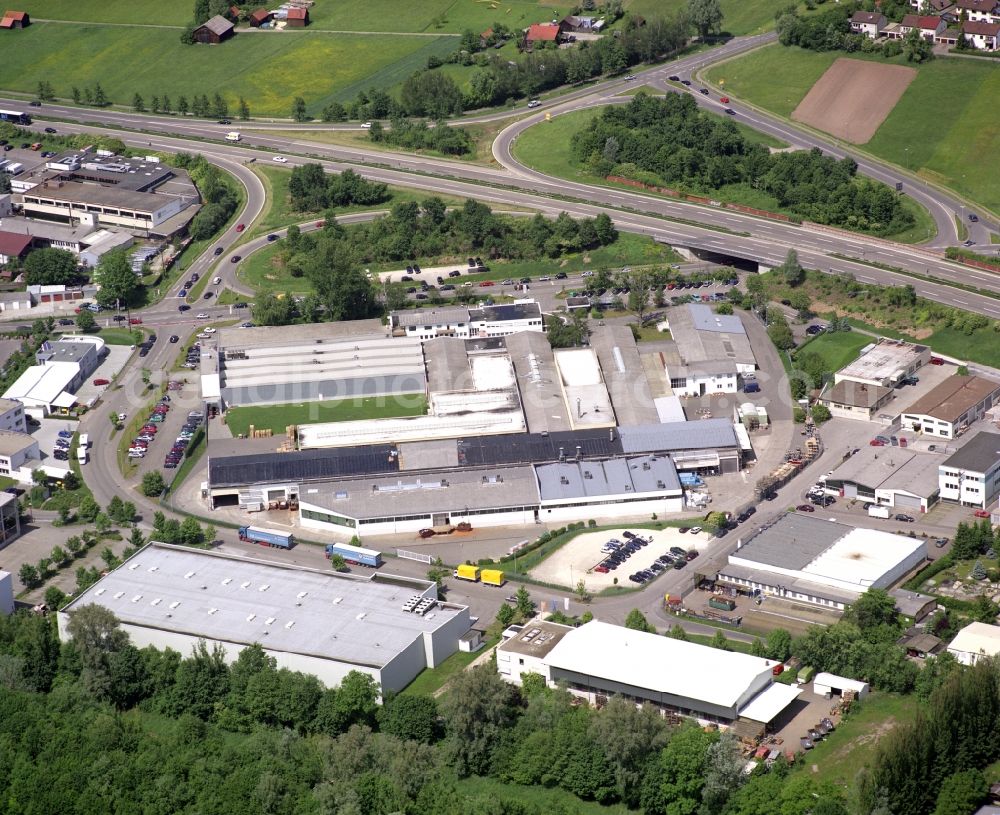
[239,525,294,549]
[325,542,382,567]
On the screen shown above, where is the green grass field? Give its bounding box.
[803,693,916,789]
[706,45,1000,214]
[225,395,427,436]
[0,22,455,117]
[794,330,869,372]
[26,0,190,25]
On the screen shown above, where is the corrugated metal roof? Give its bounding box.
[535,455,679,500]
[618,418,738,453]
[733,513,846,570]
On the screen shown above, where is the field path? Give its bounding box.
[33,18,183,28]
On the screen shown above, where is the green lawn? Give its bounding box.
[706,45,1000,214]
[25,0,189,25]
[794,330,870,373]
[804,692,917,789]
[307,0,565,34]
[401,638,498,696]
[224,395,428,436]
[95,327,144,346]
[239,230,680,294]
[455,775,639,815]
[626,0,781,35]
[0,22,456,117]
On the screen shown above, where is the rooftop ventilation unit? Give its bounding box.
[151,598,161,606]
[131,595,142,603]
[356,612,367,620]
[128,563,139,571]
[114,592,124,600]
[241,581,251,589]
[95,588,105,596]
[222,578,232,585]
[265,617,275,625]
[296,591,308,599]
[258,584,270,592]
[148,566,158,573]
[247,614,256,622]
[184,571,196,579]
[208,608,218,615]
[169,601,180,609]
[284,621,295,629]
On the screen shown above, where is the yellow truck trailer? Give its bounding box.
[480,569,505,587]
[453,564,480,582]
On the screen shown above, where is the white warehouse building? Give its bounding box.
[58,543,474,693]
[717,513,927,610]
[497,619,801,728]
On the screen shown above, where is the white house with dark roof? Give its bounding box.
[963,19,1000,47]
[851,10,888,36]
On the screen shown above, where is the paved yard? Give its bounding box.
[73,344,133,405]
[528,526,710,592]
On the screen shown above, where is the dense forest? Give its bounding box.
[571,94,915,236]
[0,595,997,814]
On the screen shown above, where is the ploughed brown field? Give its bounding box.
[792,58,917,144]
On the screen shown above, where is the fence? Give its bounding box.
[396,548,433,564]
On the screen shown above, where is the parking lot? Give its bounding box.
[33,417,77,468]
[529,526,712,591]
[71,344,133,406]
[124,377,203,477]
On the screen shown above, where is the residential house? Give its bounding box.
[193,15,234,43]
[913,0,957,15]
[818,380,894,421]
[228,4,241,21]
[0,231,32,265]
[900,13,947,38]
[285,7,309,27]
[249,8,272,26]
[956,0,1000,23]
[963,19,1000,47]
[851,11,888,37]
[0,10,29,28]
[524,22,562,48]
[948,622,1000,666]
[559,15,605,33]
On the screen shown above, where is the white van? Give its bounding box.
[225,131,241,142]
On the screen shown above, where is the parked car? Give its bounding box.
[93,378,109,386]
[974,509,991,518]
[796,504,815,512]
[688,526,702,535]
[930,356,944,365]
[895,513,915,523]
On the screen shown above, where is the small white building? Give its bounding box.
[939,431,1000,509]
[948,622,1000,666]
[663,304,756,398]
[2,335,106,416]
[0,430,39,481]
[0,398,27,433]
[813,672,870,700]
[391,301,544,340]
[59,543,474,693]
[900,375,1000,440]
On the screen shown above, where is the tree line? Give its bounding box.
[369,118,475,156]
[0,605,852,815]
[175,152,241,242]
[776,4,934,62]
[255,185,617,327]
[572,94,914,236]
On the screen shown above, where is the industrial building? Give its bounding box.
[900,375,1000,439]
[947,622,1000,666]
[0,430,39,482]
[208,421,735,535]
[390,301,544,340]
[662,304,756,397]
[834,339,929,389]
[497,620,801,728]
[2,335,106,416]
[205,321,425,409]
[59,543,473,692]
[717,514,927,610]
[817,380,894,422]
[823,446,940,511]
[11,149,200,237]
[938,432,1000,508]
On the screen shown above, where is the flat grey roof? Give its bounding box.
[505,330,572,435]
[24,181,171,214]
[0,398,24,414]
[0,217,95,243]
[590,324,659,427]
[498,620,573,658]
[836,340,926,384]
[827,446,939,498]
[64,543,468,669]
[666,304,756,368]
[689,303,746,334]
[943,431,1000,473]
[733,513,846,570]
[469,301,541,322]
[619,418,739,453]
[39,339,98,363]
[0,430,34,457]
[217,320,388,350]
[424,337,474,393]
[535,454,679,500]
[393,306,470,329]
[889,588,936,618]
[302,464,540,518]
